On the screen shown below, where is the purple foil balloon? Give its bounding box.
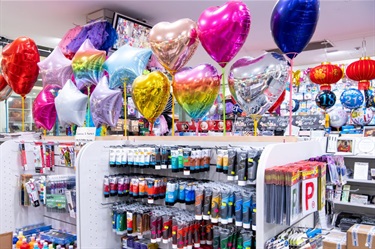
[38,47,73,88]
[198,1,251,68]
[32,84,61,130]
[90,76,123,127]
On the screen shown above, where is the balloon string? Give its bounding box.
[124,82,127,137]
[54,91,59,136]
[86,86,90,127]
[44,129,47,136]
[222,67,226,136]
[289,59,294,136]
[171,75,175,136]
[5,99,8,133]
[21,96,25,132]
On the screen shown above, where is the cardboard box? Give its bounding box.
[347,224,375,249]
[323,231,347,249]
[0,232,13,249]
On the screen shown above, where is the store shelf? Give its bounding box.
[333,200,375,210]
[344,154,375,159]
[346,179,375,186]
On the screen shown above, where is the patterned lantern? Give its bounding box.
[346,57,375,90]
[309,62,343,90]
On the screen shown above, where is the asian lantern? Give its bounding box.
[309,62,343,90]
[346,57,375,90]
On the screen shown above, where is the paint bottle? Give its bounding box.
[20,239,29,249]
[28,237,36,249]
[15,232,24,249]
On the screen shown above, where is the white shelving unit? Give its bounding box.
[333,200,375,210]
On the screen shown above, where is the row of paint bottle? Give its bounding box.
[13,231,74,249]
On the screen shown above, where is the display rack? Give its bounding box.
[75,136,322,249]
[0,135,76,235]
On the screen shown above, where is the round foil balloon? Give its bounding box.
[350,108,374,126]
[71,39,106,89]
[173,64,220,120]
[32,85,61,130]
[315,90,336,110]
[1,36,40,96]
[198,1,251,68]
[37,47,73,88]
[103,45,152,89]
[329,107,348,129]
[228,52,289,115]
[149,18,199,74]
[340,89,364,109]
[132,71,170,123]
[90,77,123,127]
[270,0,320,60]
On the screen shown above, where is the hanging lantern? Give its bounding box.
[309,62,343,90]
[346,57,375,90]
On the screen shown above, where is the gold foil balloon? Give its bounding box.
[149,18,199,74]
[132,71,170,123]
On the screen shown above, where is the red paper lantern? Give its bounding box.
[309,62,343,90]
[346,57,375,90]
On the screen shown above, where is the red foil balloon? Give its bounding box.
[346,57,375,90]
[1,37,40,97]
[309,62,343,90]
[268,90,286,113]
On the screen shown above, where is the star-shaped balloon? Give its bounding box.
[55,79,88,127]
[103,45,152,89]
[32,84,61,130]
[38,47,73,88]
[72,39,106,90]
[90,76,123,127]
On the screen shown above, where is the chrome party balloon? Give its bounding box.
[90,77,123,127]
[149,18,199,74]
[228,52,289,115]
[340,89,364,109]
[38,47,73,88]
[315,90,336,110]
[173,64,220,120]
[351,108,374,126]
[271,0,320,60]
[198,1,251,68]
[103,45,152,89]
[329,107,348,129]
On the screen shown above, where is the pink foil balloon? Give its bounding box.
[32,84,61,130]
[198,1,251,68]
[38,47,73,88]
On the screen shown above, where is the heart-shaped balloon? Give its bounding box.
[1,36,40,97]
[149,18,199,74]
[268,90,286,113]
[228,52,289,115]
[132,71,170,123]
[173,64,220,120]
[198,1,251,68]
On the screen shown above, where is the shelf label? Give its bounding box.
[302,177,318,216]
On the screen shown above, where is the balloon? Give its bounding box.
[1,36,40,96]
[329,107,348,129]
[340,89,364,109]
[270,0,320,60]
[55,80,88,127]
[132,71,170,124]
[228,52,289,115]
[173,64,220,120]
[103,45,152,89]
[315,90,336,110]
[350,108,374,126]
[364,89,375,108]
[37,47,73,88]
[198,1,251,68]
[32,85,61,130]
[232,104,243,116]
[0,85,13,101]
[268,90,286,113]
[90,77,123,127]
[149,18,199,74]
[71,39,106,89]
[291,99,300,113]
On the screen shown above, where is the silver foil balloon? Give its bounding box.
[228,52,289,115]
[0,85,13,101]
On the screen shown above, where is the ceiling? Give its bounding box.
[0,0,374,68]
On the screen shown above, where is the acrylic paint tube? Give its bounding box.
[185,184,195,205]
[242,231,252,249]
[183,148,192,175]
[211,189,221,223]
[103,176,109,198]
[220,189,230,224]
[144,147,151,168]
[112,207,117,232]
[166,182,177,206]
[247,150,258,181]
[242,192,252,229]
[223,150,229,174]
[177,223,184,249]
[118,177,125,197]
[121,146,128,167]
[203,149,210,172]
[227,149,237,181]
[109,146,116,167]
[236,232,243,249]
[206,221,213,245]
[116,211,126,235]
[171,150,179,173]
[195,150,202,172]
[216,149,224,172]
[161,146,168,169]
[136,213,143,239]
[109,176,118,197]
[150,215,158,243]
[172,219,178,248]
[187,222,193,249]
[195,187,204,220]
[234,191,243,227]
[115,146,122,167]
[193,221,200,248]
[220,229,230,249]
[178,182,186,204]
[213,227,220,249]
[228,191,235,223]
[178,148,184,172]
[128,148,134,166]
[251,194,256,228]
[203,189,213,220]
[147,179,155,203]
[237,151,248,186]
[124,176,130,196]
[152,147,158,169]
[138,179,146,197]
[162,215,171,243]
[157,216,163,242]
